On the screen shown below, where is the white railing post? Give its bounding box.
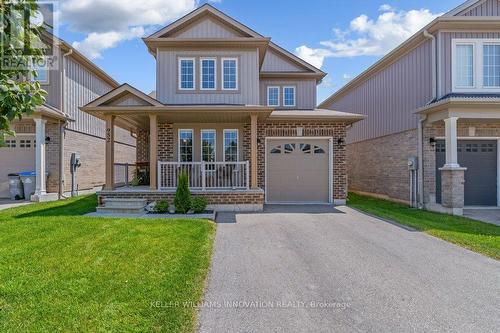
[245,161,250,190]
[201,161,206,191]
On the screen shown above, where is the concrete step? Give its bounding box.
[96,206,146,214]
[103,198,147,209]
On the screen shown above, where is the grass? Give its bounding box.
[348,192,500,260]
[0,195,216,332]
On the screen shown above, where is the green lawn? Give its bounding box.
[348,193,500,260]
[0,195,215,332]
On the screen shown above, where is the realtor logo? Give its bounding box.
[0,0,59,71]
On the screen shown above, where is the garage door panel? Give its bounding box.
[436,140,497,206]
[267,139,330,203]
[0,136,36,198]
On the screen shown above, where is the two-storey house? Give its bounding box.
[321,0,500,215]
[0,33,136,201]
[82,4,364,211]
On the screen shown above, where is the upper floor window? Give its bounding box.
[222,58,238,90]
[200,58,216,90]
[31,64,48,84]
[179,58,195,90]
[223,129,238,162]
[178,129,193,162]
[453,39,500,91]
[283,86,296,107]
[267,86,280,106]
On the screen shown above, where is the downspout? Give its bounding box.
[419,30,438,208]
[58,47,73,199]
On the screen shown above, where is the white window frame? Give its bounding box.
[178,129,194,162]
[223,129,239,162]
[267,86,280,107]
[200,58,217,90]
[283,86,296,107]
[200,129,217,164]
[452,39,500,92]
[221,57,238,91]
[178,57,196,90]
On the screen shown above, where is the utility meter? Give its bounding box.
[407,156,418,171]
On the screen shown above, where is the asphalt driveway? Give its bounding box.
[198,206,500,332]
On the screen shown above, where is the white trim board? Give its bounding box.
[264,137,333,205]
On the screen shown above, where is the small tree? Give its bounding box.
[0,1,47,145]
[174,171,191,213]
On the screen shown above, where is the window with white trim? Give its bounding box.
[200,58,216,90]
[223,129,238,162]
[178,129,193,162]
[222,58,238,90]
[283,86,296,107]
[483,44,500,87]
[31,64,48,84]
[452,39,500,91]
[267,86,279,106]
[201,130,216,164]
[179,58,195,90]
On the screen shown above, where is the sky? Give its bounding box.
[55,0,466,104]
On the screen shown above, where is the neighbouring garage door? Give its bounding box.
[266,138,330,203]
[436,140,497,206]
[0,136,36,198]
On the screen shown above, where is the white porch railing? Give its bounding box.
[158,161,249,190]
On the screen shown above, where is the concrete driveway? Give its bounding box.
[198,206,500,332]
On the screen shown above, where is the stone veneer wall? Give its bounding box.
[347,129,418,203]
[423,120,500,207]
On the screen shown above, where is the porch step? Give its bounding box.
[98,198,147,214]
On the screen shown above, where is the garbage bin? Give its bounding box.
[19,171,37,199]
[8,173,24,200]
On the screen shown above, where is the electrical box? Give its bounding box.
[407,156,418,171]
[70,153,81,172]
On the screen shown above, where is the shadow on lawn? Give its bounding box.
[14,195,97,218]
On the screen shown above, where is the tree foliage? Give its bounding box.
[0,0,47,145]
[174,171,192,214]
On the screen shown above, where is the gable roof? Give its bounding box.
[147,4,262,39]
[445,0,484,16]
[265,42,325,77]
[83,83,163,108]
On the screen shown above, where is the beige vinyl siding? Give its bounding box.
[259,79,316,109]
[170,17,242,38]
[157,49,259,105]
[459,0,500,16]
[439,31,500,96]
[40,47,62,109]
[328,40,433,143]
[65,56,113,137]
[261,49,306,72]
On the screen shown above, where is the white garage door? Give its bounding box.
[0,136,36,198]
[266,138,331,203]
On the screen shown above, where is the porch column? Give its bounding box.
[34,117,47,198]
[149,114,158,190]
[444,117,460,168]
[104,115,115,190]
[250,113,258,189]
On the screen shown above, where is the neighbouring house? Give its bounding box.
[0,33,136,201]
[320,0,500,215]
[81,4,364,211]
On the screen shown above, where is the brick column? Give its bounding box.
[439,166,467,215]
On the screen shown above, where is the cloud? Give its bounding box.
[295,6,441,68]
[59,0,198,58]
[342,74,352,80]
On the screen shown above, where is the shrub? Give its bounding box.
[154,200,169,213]
[191,196,208,214]
[174,171,191,213]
